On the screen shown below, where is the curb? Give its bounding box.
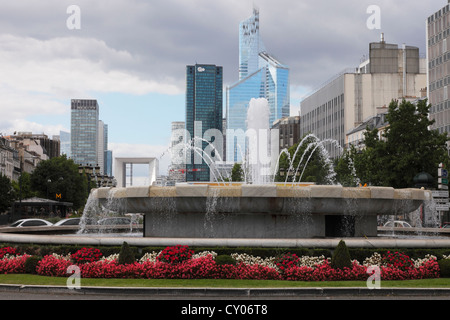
[1,284,450,298]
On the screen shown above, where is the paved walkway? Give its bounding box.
[1,284,450,299]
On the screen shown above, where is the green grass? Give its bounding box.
[1,274,450,288]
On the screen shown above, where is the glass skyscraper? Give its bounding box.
[70,99,99,167]
[185,64,223,182]
[227,9,290,162]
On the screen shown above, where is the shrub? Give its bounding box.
[25,256,43,274]
[0,247,17,259]
[438,259,450,278]
[71,248,103,264]
[118,242,135,265]
[157,245,194,264]
[274,253,299,272]
[382,251,413,271]
[331,240,352,270]
[36,255,72,277]
[0,254,29,274]
[215,255,236,266]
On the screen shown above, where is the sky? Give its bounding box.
[0,0,446,181]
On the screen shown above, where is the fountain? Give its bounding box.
[77,103,438,242]
[1,103,447,249]
[90,184,431,239]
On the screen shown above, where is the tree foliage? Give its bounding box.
[0,174,15,213]
[340,99,449,188]
[11,172,37,200]
[275,134,335,184]
[231,163,244,182]
[30,155,88,209]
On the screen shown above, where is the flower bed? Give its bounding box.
[0,246,443,281]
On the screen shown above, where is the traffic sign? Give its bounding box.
[439,168,449,178]
[438,184,449,190]
[432,190,449,198]
[436,203,450,211]
[439,178,449,185]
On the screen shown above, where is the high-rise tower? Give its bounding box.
[427,2,450,136]
[185,64,223,182]
[227,9,290,162]
[70,99,99,167]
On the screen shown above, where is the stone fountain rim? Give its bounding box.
[92,184,430,201]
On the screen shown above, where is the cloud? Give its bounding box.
[0,119,66,138]
[0,34,183,136]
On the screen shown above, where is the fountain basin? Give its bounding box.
[92,184,430,239]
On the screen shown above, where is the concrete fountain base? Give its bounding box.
[1,233,450,249]
[93,184,430,239]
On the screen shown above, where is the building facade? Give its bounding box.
[185,64,223,182]
[226,9,290,163]
[71,99,99,168]
[59,131,71,158]
[300,36,427,157]
[168,121,186,184]
[427,2,450,135]
[272,115,300,153]
[0,136,20,181]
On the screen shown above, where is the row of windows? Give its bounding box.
[428,5,449,26]
[430,75,450,93]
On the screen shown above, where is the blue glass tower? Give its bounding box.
[227,9,290,162]
[185,64,223,182]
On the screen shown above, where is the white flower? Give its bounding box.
[192,251,217,260]
[100,253,120,262]
[139,251,160,263]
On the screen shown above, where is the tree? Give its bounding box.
[30,155,89,209]
[275,134,336,184]
[331,240,352,270]
[335,146,360,187]
[352,99,449,188]
[118,241,135,265]
[0,174,15,213]
[12,172,37,200]
[231,163,244,182]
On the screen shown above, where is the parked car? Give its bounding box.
[97,217,132,225]
[9,219,53,227]
[53,218,82,226]
[383,220,412,228]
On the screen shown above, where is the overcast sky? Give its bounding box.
[0,0,445,179]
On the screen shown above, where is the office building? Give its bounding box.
[300,35,427,157]
[59,131,71,158]
[227,9,290,162]
[0,136,20,181]
[185,64,223,182]
[272,115,300,153]
[168,121,186,184]
[427,2,450,135]
[70,99,99,168]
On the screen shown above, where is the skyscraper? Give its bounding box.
[185,64,223,182]
[70,99,99,167]
[59,131,71,158]
[227,9,290,162]
[239,8,266,80]
[427,2,450,136]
